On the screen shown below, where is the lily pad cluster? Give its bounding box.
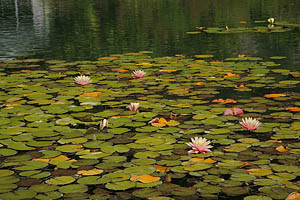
[187,20,300,34]
[0,52,300,199]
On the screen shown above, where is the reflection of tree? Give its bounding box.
[2,0,300,62]
[31,0,50,37]
[0,0,44,59]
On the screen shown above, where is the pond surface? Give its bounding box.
[1,0,300,65]
[1,1,300,200]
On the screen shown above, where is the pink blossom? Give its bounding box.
[223,107,244,116]
[233,107,244,115]
[186,137,213,154]
[132,70,146,79]
[74,75,92,85]
[224,109,234,116]
[128,103,139,112]
[240,117,261,131]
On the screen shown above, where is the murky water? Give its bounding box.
[1,0,300,66]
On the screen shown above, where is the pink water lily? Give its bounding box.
[74,75,92,85]
[186,137,213,154]
[128,103,139,112]
[240,117,261,131]
[132,70,146,79]
[224,107,244,116]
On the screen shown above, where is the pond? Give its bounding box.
[1,1,300,200]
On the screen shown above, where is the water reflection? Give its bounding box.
[0,0,300,65]
[0,0,48,60]
[31,0,50,37]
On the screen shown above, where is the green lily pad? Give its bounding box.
[0,184,18,193]
[77,176,111,185]
[134,151,160,159]
[105,181,136,190]
[0,148,17,156]
[135,137,165,145]
[222,186,249,196]
[56,144,82,153]
[0,190,37,199]
[197,184,221,194]
[13,161,48,171]
[59,184,88,193]
[258,186,294,199]
[108,128,130,134]
[56,117,80,125]
[132,188,162,198]
[244,196,272,200]
[183,163,212,171]
[0,176,20,184]
[46,176,75,185]
[124,166,156,175]
[217,160,244,169]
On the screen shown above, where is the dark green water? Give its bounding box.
[1,0,300,66]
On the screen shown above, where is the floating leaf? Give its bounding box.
[244,195,272,200]
[285,192,300,200]
[80,91,104,97]
[59,184,88,194]
[183,163,212,171]
[264,93,286,98]
[105,181,136,190]
[0,170,14,177]
[189,158,216,164]
[77,168,104,175]
[149,165,171,173]
[212,98,237,104]
[247,168,272,176]
[56,144,82,153]
[276,145,290,153]
[46,176,75,185]
[124,166,156,175]
[286,107,300,112]
[130,174,160,183]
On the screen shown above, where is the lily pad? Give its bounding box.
[46,176,75,185]
[105,181,136,190]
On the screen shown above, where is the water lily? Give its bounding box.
[99,119,108,131]
[224,107,244,116]
[128,103,139,112]
[240,117,261,131]
[268,18,275,24]
[74,75,92,85]
[132,70,146,79]
[186,137,213,154]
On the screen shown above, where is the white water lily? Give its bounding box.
[268,18,275,24]
[74,75,92,85]
[240,117,261,131]
[186,137,213,154]
[99,119,108,131]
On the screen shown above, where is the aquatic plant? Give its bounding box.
[74,75,92,85]
[224,107,244,116]
[132,70,146,79]
[128,103,139,112]
[268,18,275,24]
[186,137,213,154]
[1,53,300,199]
[99,119,108,131]
[240,117,261,131]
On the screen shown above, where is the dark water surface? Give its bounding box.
[1,0,300,66]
